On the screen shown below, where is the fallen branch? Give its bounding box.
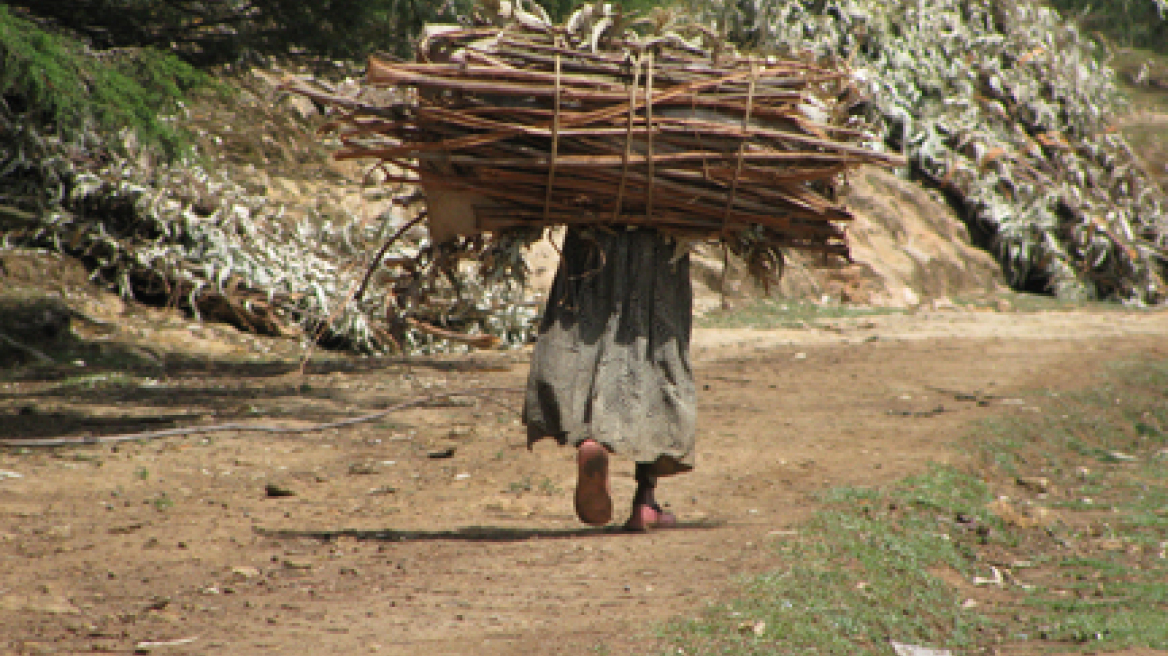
[0,331,55,364]
[0,204,43,228]
[406,317,501,349]
[0,388,521,448]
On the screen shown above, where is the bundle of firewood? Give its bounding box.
[285,1,903,269]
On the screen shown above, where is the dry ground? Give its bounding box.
[2,301,1168,656]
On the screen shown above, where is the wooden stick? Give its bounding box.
[406,318,500,349]
[0,389,521,448]
[0,331,55,364]
[283,18,902,261]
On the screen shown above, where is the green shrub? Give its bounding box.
[0,6,208,157]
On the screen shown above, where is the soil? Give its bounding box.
[3,255,1168,656]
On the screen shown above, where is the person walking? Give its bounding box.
[523,226,695,531]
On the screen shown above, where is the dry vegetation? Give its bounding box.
[2,0,1166,359]
[691,0,1168,303]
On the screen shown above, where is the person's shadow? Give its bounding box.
[256,519,725,544]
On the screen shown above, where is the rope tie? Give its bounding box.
[612,50,643,222]
[541,41,563,224]
[644,48,655,220]
[720,60,759,237]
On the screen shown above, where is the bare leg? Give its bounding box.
[574,440,612,525]
[624,463,677,531]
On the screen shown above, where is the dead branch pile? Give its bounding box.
[284,3,903,284]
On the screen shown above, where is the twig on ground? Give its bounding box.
[406,317,501,349]
[0,331,55,364]
[0,388,521,448]
[133,636,199,651]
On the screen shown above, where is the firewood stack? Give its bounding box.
[284,0,904,285]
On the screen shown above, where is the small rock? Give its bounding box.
[264,484,296,498]
[230,566,262,579]
[931,297,956,311]
[972,565,1004,587]
[736,620,766,637]
[133,636,198,653]
[1015,476,1052,493]
[891,642,953,656]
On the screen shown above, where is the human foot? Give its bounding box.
[623,503,677,532]
[574,440,612,526]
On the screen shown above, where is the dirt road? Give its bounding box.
[2,307,1167,655]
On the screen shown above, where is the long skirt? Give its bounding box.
[522,227,696,476]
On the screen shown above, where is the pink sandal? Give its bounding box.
[624,503,677,532]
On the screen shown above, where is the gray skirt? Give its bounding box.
[522,227,696,476]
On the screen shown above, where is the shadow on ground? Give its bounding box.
[256,520,725,544]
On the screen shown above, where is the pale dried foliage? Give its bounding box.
[0,71,537,354]
[692,0,1168,303]
[4,0,1165,363]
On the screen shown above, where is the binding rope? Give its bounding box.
[542,41,563,223]
[644,48,655,220]
[720,60,760,236]
[612,50,643,222]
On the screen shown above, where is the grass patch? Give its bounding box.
[664,468,1001,655]
[663,356,1168,655]
[697,292,1145,331]
[698,300,903,330]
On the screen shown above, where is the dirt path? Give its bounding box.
[2,307,1167,655]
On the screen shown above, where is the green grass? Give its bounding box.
[662,356,1168,655]
[664,469,1001,655]
[697,291,1151,331]
[698,300,904,330]
[507,474,563,496]
[0,5,211,157]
